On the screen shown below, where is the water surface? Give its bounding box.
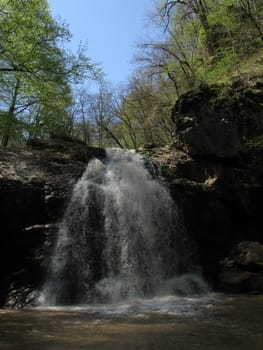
[1,294,262,350]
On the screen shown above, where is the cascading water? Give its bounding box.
[40,149,206,306]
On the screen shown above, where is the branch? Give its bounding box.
[101,124,124,149]
[0,67,28,73]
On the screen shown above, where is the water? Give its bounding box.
[1,295,263,349]
[40,148,205,306]
[2,149,263,349]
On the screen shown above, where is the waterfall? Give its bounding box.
[40,149,206,306]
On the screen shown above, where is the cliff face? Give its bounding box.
[141,75,263,291]
[172,75,263,158]
[1,76,263,307]
[0,138,105,307]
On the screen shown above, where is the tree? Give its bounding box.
[238,0,263,42]
[0,0,98,146]
[69,88,96,145]
[137,0,263,93]
[137,0,205,96]
[111,72,175,149]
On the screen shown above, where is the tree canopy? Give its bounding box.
[1,0,262,148]
[109,0,263,149]
[0,0,98,146]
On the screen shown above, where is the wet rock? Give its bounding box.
[220,241,263,293]
[140,76,263,291]
[0,138,105,307]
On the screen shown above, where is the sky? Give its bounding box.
[48,0,155,86]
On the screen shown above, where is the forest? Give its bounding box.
[0,0,263,149]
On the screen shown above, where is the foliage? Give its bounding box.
[148,0,263,87]
[0,0,98,146]
[1,0,263,149]
[103,0,263,149]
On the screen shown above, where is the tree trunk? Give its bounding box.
[1,79,20,147]
[102,124,123,149]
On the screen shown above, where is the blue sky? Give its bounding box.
[49,0,155,85]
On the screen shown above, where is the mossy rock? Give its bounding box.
[172,76,263,158]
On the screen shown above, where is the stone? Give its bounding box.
[229,241,263,270]
[220,241,263,293]
[172,76,263,158]
[140,76,263,290]
[0,138,105,307]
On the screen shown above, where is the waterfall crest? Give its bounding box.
[40,149,206,305]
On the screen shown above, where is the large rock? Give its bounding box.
[220,241,263,292]
[0,138,105,307]
[140,76,263,290]
[140,144,263,289]
[172,75,263,158]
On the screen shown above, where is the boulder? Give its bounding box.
[220,241,263,292]
[172,76,263,158]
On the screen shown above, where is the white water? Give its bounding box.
[40,149,207,306]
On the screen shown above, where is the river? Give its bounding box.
[1,294,262,350]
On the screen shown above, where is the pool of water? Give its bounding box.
[0,294,262,350]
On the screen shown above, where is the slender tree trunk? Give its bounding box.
[102,124,123,149]
[1,79,20,147]
[80,104,88,145]
[98,119,103,148]
[239,0,263,42]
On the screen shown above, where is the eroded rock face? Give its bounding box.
[0,138,105,307]
[1,75,263,305]
[140,76,263,291]
[140,144,263,289]
[172,76,263,158]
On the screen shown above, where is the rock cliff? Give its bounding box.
[1,75,263,307]
[0,138,105,307]
[140,75,263,291]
